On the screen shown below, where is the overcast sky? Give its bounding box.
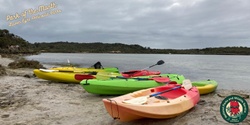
[1,0,250,49]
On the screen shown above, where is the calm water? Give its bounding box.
[25,53,250,91]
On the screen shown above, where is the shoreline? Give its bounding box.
[0,56,249,125]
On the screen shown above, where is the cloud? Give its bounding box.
[1,0,250,49]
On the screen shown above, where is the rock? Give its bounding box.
[1,114,10,118]
[198,100,206,105]
[23,74,31,78]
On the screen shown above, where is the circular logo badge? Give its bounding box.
[220,95,249,123]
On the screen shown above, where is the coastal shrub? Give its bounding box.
[8,58,45,69]
[0,64,7,76]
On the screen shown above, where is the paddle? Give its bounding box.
[74,74,96,81]
[75,72,170,83]
[122,79,192,105]
[39,69,100,76]
[123,60,164,73]
[39,68,85,73]
[95,60,165,80]
[94,72,121,80]
[39,69,62,72]
[141,60,165,70]
[115,76,170,83]
[94,71,170,83]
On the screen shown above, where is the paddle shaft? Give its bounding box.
[141,64,157,70]
[149,86,181,97]
[40,69,97,74]
[123,85,182,105]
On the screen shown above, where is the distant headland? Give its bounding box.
[1,29,250,55]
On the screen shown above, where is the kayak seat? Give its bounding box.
[155,85,186,99]
[92,61,104,69]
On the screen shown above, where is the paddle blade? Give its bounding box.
[143,60,165,69]
[74,74,95,81]
[39,69,58,72]
[151,77,170,83]
[122,96,148,105]
[96,72,120,80]
[182,79,192,90]
[156,60,165,65]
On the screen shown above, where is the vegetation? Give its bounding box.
[153,47,250,55]
[8,58,45,69]
[0,29,37,54]
[1,29,250,55]
[32,42,153,53]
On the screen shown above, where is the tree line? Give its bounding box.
[1,29,250,55]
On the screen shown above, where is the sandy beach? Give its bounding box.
[0,56,249,125]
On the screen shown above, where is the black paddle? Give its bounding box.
[142,60,165,70]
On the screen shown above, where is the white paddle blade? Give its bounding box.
[122,96,148,105]
[39,69,57,72]
[182,79,192,90]
[96,72,120,80]
[96,72,112,80]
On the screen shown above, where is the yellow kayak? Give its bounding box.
[33,69,95,83]
[191,79,218,95]
[33,67,119,83]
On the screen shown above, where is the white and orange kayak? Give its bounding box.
[102,80,200,122]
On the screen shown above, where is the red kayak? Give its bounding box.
[122,70,161,78]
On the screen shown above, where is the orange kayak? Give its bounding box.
[102,82,200,122]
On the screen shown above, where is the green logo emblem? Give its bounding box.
[220,95,249,123]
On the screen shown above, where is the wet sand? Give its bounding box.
[0,56,249,125]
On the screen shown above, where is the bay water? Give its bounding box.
[25,53,250,91]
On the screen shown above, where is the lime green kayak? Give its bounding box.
[80,74,185,95]
[191,79,218,95]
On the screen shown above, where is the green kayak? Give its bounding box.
[80,73,185,95]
